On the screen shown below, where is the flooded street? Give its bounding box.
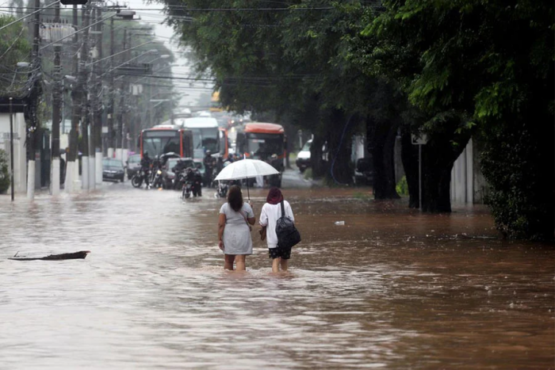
[0,182,553,369]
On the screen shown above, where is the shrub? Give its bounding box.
[396,176,409,196]
[303,168,313,180]
[0,149,10,194]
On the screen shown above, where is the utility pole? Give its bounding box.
[88,5,97,190]
[93,5,103,187]
[9,97,14,201]
[27,0,42,200]
[66,4,80,193]
[108,16,115,158]
[79,3,91,190]
[51,0,62,196]
[116,28,127,161]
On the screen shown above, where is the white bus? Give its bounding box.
[181,117,229,160]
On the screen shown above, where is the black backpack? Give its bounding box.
[275,200,301,249]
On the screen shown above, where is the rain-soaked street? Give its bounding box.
[1,176,554,369]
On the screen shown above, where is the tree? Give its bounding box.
[162,0,404,191]
[357,0,554,238]
[0,16,31,97]
[0,149,9,194]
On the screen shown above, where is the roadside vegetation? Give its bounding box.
[159,0,553,240]
[0,149,10,194]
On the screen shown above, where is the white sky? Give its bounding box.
[125,0,212,108]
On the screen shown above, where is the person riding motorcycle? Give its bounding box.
[140,152,153,189]
[182,167,203,197]
[203,150,216,187]
[193,168,203,197]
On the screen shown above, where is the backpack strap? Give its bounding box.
[280,199,285,218]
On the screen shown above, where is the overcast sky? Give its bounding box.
[126,0,212,108]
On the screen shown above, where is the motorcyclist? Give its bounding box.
[140,152,152,189]
[193,168,203,197]
[203,150,216,187]
[223,154,234,167]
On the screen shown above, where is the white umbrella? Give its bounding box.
[214,159,279,199]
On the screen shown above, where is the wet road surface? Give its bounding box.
[0,181,553,369]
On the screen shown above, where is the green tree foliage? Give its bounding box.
[0,149,10,194]
[359,0,554,239]
[162,0,402,187]
[0,15,31,97]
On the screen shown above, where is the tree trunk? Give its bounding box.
[326,109,353,184]
[421,131,471,213]
[368,116,400,199]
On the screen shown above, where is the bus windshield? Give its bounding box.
[247,133,283,160]
[191,127,219,158]
[143,130,180,158]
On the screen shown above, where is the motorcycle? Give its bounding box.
[131,169,147,188]
[215,181,229,198]
[151,168,164,189]
[182,180,193,199]
[182,172,202,199]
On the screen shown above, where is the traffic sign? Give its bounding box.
[411,133,428,145]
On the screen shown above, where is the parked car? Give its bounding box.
[126,154,141,179]
[296,139,312,173]
[103,158,125,182]
[353,157,373,186]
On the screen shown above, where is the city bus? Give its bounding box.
[235,122,285,162]
[138,127,194,158]
[181,117,229,160]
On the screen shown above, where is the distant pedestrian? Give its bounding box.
[203,150,216,187]
[218,185,255,271]
[140,152,152,189]
[259,187,295,273]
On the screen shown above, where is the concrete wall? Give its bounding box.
[0,113,27,193]
[451,138,487,204]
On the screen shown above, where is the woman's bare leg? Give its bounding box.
[272,257,281,273]
[280,259,288,272]
[235,255,246,271]
[224,255,235,270]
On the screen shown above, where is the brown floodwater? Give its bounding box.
[0,185,553,369]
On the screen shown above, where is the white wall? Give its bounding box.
[451,138,484,204]
[0,113,27,193]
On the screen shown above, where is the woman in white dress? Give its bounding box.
[218,185,255,271]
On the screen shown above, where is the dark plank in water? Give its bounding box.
[8,251,90,261]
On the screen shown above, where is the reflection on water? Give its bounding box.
[0,186,553,369]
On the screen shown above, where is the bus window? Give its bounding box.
[182,130,194,158]
[191,128,219,158]
[142,130,180,158]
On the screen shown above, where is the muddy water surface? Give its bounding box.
[0,186,553,369]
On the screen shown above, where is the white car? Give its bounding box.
[295,140,311,173]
